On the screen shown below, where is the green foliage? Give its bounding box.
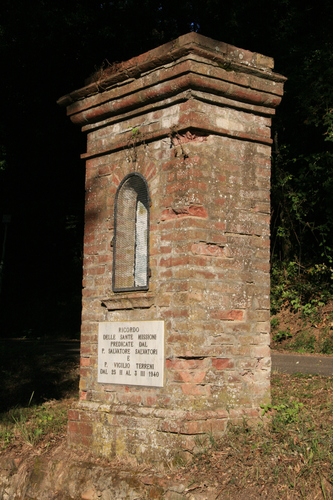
[321,334,333,355]
[273,328,292,343]
[271,261,333,317]
[0,400,69,448]
[291,331,316,353]
[0,427,13,448]
[270,317,279,330]
[272,150,333,271]
[270,7,333,311]
[261,401,304,428]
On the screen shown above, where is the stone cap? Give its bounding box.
[57,32,286,108]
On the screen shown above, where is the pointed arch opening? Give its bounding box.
[113,173,150,292]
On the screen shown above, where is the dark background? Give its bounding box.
[1,0,332,338]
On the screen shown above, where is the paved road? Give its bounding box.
[272,351,333,376]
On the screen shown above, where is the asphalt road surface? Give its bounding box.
[271,351,333,376]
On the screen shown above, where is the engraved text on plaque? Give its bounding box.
[98,321,164,387]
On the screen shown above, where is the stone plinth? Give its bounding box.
[58,32,285,462]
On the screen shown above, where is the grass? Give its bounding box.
[179,373,333,498]
[1,372,332,499]
[0,398,73,449]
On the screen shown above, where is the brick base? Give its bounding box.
[67,402,262,463]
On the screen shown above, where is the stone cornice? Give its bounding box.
[57,33,286,124]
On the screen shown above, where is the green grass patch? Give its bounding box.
[0,398,73,449]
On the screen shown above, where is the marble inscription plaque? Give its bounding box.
[98,321,164,387]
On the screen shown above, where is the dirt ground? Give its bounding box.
[0,434,286,500]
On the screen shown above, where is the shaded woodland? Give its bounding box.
[0,0,332,337]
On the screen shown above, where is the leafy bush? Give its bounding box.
[321,334,333,355]
[271,261,333,317]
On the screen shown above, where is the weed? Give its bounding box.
[271,296,333,353]
[186,479,196,489]
[321,334,333,354]
[194,434,207,449]
[273,328,292,342]
[0,427,13,448]
[208,431,217,450]
[169,126,189,160]
[126,126,146,164]
[291,331,316,353]
[320,475,328,500]
[271,317,279,330]
[261,400,304,432]
[261,439,273,455]
[172,452,188,468]
[0,399,71,448]
[302,299,324,318]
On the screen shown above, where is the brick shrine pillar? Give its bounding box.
[58,33,285,462]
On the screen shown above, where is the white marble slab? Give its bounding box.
[98,321,164,387]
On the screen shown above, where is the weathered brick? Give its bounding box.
[181,384,211,396]
[212,358,234,370]
[211,309,244,321]
[80,357,90,366]
[166,358,207,370]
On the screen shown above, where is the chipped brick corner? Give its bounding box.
[59,32,285,463]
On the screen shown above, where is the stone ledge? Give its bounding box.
[81,88,276,135]
[101,292,155,311]
[71,68,283,127]
[73,400,260,422]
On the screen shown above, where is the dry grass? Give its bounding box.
[1,372,332,499]
[177,373,333,499]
